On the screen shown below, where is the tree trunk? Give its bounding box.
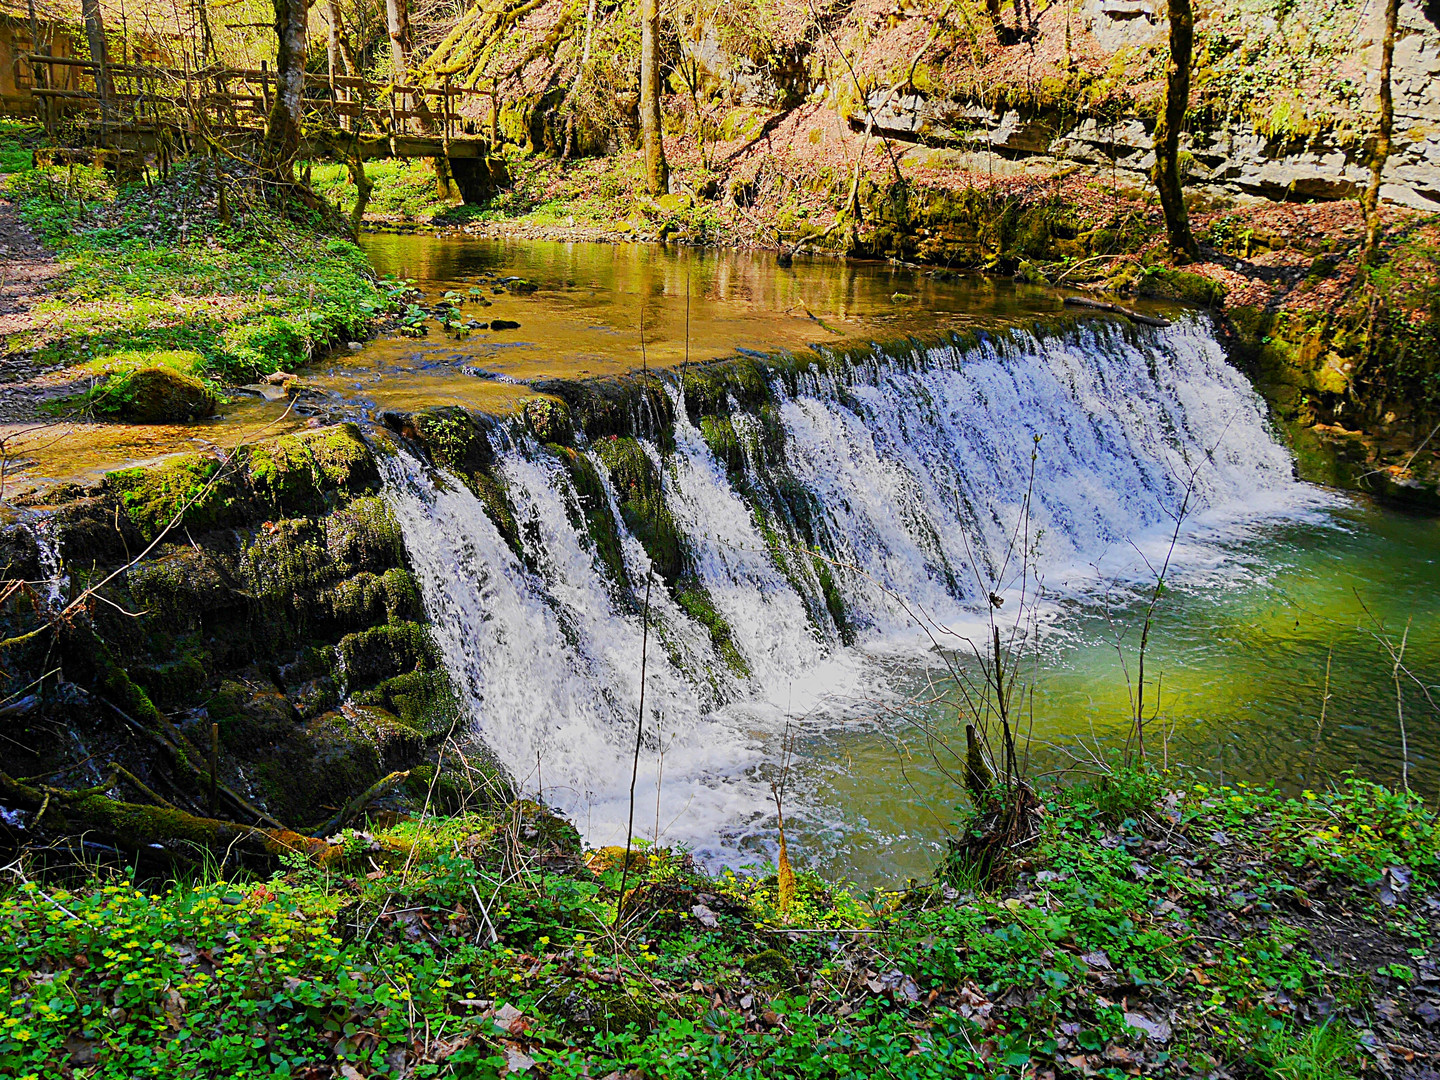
[262,0,307,181]
[326,0,358,75]
[640,0,669,196]
[386,0,411,82]
[1152,0,1197,260]
[1362,0,1398,264]
[80,0,112,113]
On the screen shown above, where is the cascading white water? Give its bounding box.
[381,316,1321,860]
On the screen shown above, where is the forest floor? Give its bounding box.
[3,774,1438,1078]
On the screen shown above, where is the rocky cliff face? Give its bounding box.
[850,0,1440,210]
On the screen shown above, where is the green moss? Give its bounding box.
[676,584,750,677]
[239,519,335,606]
[524,396,574,445]
[128,642,210,710]
[681,358,771,417]
[208,677,298,751]
[551,445,628,590]
[70,353,218,423]
[352,669,457,735]
[105,455,244,541]
[335,622,440,687]
[552,986,658,1035]
[470,469,521,550]
[1137,266,1227,308]
[404,763,515,812]
[323,568,423,628]
[413,408,493,474]
[248,424,379,514]
[127,547,234,623]
[593,436,685,585]
[323,496,405,573]
[742,948,797,985]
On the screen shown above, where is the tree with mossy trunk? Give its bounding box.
[1152,0,1197,261]
[261,0,307,182]
[640,0,669,196]
[1362,0,1399,265]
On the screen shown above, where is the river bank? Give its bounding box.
[2,772,1437,1077]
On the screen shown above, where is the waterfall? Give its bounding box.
[380,316,1318,858]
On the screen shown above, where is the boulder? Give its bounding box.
[109,367,217,424]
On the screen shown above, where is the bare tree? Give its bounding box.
[1152,0,1197,260]
[1362,0,1399,264]
[640,0,669,195]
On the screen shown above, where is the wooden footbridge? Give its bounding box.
[23,54,507,201]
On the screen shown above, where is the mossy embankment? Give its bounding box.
[0,154,407,425]
[2,773,1438,1077]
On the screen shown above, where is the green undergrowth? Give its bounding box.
[0,159,407,391]
[0,119,36,174]
[3,774,1435,1078]
[308,159,463,224]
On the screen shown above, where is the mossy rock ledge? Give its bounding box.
[0,424,504,843]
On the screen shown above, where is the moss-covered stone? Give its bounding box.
[593,436,685,585]
[239,519,335,606]
[247,424,379,514]
[404,762,515,812]
[1136,266,1227,308]
[99,366,217,424]
[523,396,574,445]
[352,668,456,734]
[675,584,750,677]
[251,706,423,825]
[550,445,628,590]
[106,455,245,541]
[324,496,405,573]
[335,621,440,687]
[129,642,210,711]
[127,547,236,623]
[508,798,584,856]
[743,948,797,985]
[209,674,299,751]
[322,568,423,629]
[410,407,495,475]
[551,986,658,1034]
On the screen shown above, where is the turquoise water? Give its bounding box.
[788,498,1440,884]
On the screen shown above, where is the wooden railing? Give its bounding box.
[24,54,491,150]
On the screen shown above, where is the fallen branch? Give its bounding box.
[313,770,411,837]
[1062,295,1171,328]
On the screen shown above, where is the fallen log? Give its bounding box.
[1063,295,1172,328]
[0,772,342,865]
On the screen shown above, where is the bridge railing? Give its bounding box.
[23,54,491,154]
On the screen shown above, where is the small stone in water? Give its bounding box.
[347,341,362,351]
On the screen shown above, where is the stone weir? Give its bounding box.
[0,312,1407,860]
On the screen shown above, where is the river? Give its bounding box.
[343,233,1440,887]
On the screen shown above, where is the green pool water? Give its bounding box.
[781,497,1440,885]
